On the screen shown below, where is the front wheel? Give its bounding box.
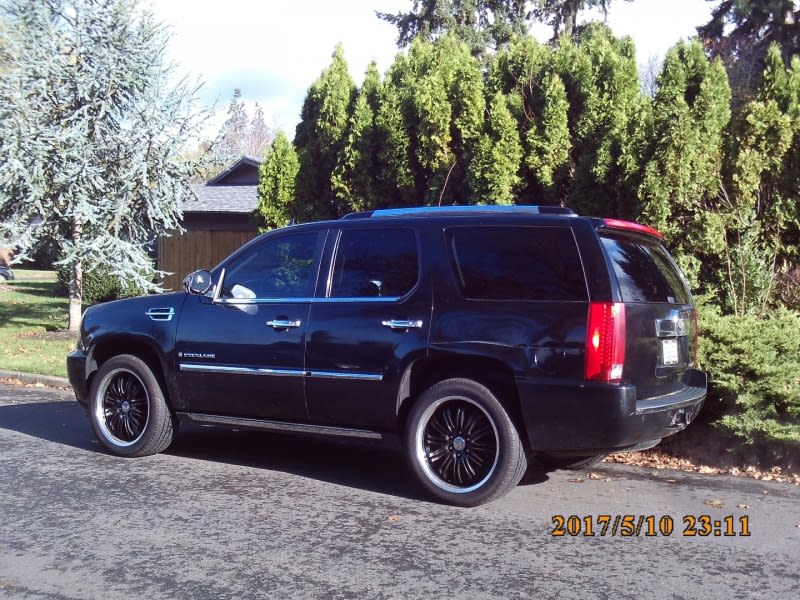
[88,354,174,457]
[405,378,527,507]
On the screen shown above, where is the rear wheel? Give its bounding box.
[88,354,173,457]
[405,378,526,506]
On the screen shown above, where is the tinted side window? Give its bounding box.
[600,234,691,304]
[222,232,318,299]
[447,226,588,301]
[330,228,419,298]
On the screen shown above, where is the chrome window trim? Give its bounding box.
[212,295,400,305]
[214,297,315,305]
[211,268,225,301]
[324,226,422,300]
[312,296,399,304]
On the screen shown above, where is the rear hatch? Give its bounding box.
[597,224,699,403]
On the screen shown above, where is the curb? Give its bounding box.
[0,369,70,389]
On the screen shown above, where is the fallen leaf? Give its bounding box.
[567,478,584,484]
[665,479,678,483]
[704,498,724,509]
[737,503,750,509]
[587,472,609,481]
[387,515,400,522]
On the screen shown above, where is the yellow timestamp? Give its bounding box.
[551,514,751,537]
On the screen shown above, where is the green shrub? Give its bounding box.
[697,303,800,463]
[56,262,148,304]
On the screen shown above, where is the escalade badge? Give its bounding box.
[178,352,216,359]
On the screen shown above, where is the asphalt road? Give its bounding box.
[1,383,798,599]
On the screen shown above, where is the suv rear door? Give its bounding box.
[598,228,701,404]
[305,225,431,431]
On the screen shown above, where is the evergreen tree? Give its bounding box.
[728,45,800,265]
[256,130,299,231]
[555,24,649,217]
[246,103,273,158]
[472,91,523,203]
[0,0,209,330]
[331,62,382,212]
[374,70,417,204]
[375,35,486,205]
[377,0,529,56]
[215,90,272,162]
[492,26,645,211]
[217,88,249,159]
[637,39,731,287]
[532,0,629,40]
[524,72,571,203]
[294,45,356,221]
[698,0,799,100]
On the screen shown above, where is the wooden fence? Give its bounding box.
[158,229,258,291]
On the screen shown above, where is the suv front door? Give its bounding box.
[305,226,430,431]
[175,229,324,421]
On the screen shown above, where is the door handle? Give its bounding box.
[267,319,302,330]
[381,319,423,330]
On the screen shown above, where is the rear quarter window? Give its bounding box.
[600,234,691,304]
[446,226,588,301]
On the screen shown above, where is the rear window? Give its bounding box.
[600,234,691,304]
[447,226,588,301]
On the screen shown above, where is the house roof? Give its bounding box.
[184,156,262,215]
[206,156,262,186]
[187,184,258,213]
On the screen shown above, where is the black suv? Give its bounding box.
[67,206,706,506]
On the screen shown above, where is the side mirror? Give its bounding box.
[183,270,213,295]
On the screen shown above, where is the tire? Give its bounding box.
[538,452,607,471]
[88,354,174,457]
[405,378,527,507]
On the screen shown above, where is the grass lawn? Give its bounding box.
[0,271,75,378]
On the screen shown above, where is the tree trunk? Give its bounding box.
[68,259,82,332]
[67,221,83,332]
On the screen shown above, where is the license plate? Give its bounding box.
[662,338,679,365]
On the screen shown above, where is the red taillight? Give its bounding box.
[585,302,626,381]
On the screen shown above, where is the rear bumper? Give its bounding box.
[66,350,90,409]
[518,369,707,453]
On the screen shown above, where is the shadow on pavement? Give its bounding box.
[0,395,550,502]
[168,424,430,501]
[0,400,97,451]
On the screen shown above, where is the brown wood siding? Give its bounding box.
[158,229,258,291]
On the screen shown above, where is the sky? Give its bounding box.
[148,0,715,137]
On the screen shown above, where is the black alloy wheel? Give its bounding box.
[406,378,527,507]
[88,354,174,457]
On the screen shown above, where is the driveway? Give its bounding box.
[0,383,798,599]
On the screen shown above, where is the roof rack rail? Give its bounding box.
[341,205,575,219]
